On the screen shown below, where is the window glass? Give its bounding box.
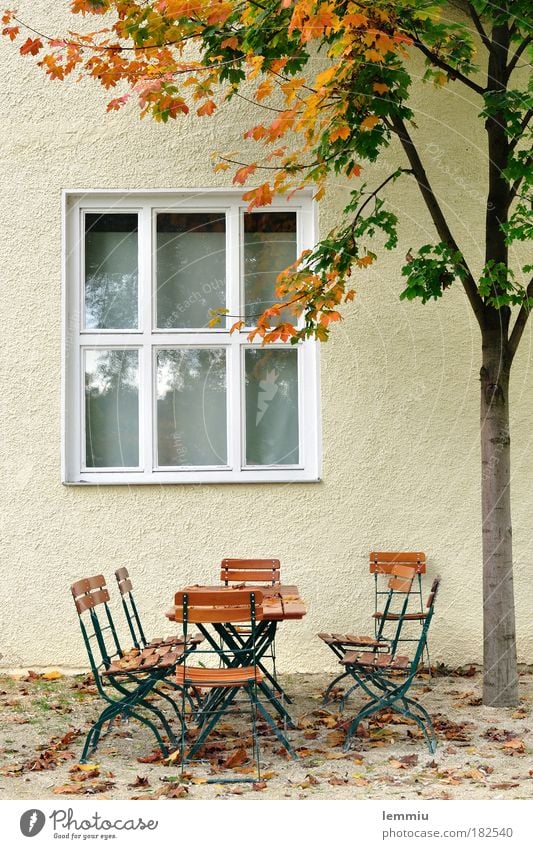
[84,349,139,468]
[243,211,297,324]
[84,213,138,329]
[245,348,299,466]
[157,348,227,466]
[156,212,226,328]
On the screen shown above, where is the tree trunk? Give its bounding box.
[480,326,518,706]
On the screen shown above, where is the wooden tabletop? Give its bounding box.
[166,584,306,622]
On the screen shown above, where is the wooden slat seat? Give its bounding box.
[102,644,184,676]
[176,665,263,688]
[341,651,410,670]
[373,612,428,621]
[147,634,203,647]
[318,632,389,648]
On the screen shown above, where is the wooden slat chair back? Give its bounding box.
[220,558,280,586]
[219,558,287,702]
[341,576,441,753]
[370,551,430,672]
[71,575,185,763]
[173,588,294,781]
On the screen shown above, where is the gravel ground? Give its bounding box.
[0,668,531,800]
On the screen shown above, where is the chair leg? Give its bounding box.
[322,669,352,705]
[254,696,297,759]
[401,695,437,753]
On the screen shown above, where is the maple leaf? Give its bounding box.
[2,25,19,40]
[243,182,273,209]
[233,163,257,185]
[197,99,216,116]
[20,37,43,56]
[330,124,350,143]
[360,115,380,131]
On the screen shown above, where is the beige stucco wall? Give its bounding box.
[0,4,531,672]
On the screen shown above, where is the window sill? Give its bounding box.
[63,473,322,486]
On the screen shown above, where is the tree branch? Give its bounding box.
[390,113,486,328]
[467,3,492,51]
[408,35,486,96]
[507,36,532,77]
[508,277,533,360]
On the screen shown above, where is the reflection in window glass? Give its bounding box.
[157,348,227,466]
[85,349,139,467]
[84,213,138,329]
[245,348,299,466]
[156,213,226,328]
[244,212,297,324]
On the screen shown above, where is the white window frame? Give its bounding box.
[62,189,321,484]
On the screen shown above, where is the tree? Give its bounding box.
[3,0,531,705]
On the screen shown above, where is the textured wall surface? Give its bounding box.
[0,4,531,673]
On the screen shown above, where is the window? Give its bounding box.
[63,191,320,484]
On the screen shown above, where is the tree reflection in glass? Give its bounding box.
[156,213,226,328]
[157,348,227,466]
[84,213,139,329]
[85,349,139,468]
[245,348,299,466]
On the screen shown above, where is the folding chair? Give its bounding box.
[370,551,430,671]
[219,558,289,702]
[71,575,187,762]
[174,588,296,783]
[341,577,441,753]
[115,567,203,652]
[319,564,417,705]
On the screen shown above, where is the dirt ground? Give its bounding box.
[0,667,531,801]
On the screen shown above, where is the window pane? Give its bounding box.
[157,349,227,466]
[245,348,299,466]
[85,350,139,468]
[84,213,138,329]
[243,212,297,324]
[156,213,226,328]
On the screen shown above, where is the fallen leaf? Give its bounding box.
[42,671,63,681]
[253,780,267,791]
[223,747,248,769]
[128,775,150,789]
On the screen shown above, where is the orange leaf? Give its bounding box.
[360,115,380,131]
[197,100,216,117]
[243,182,273,208]
[224,747,248,769]
[373,82,389,94]
[330,124,350,143]
[230,320,245,333]
[20,37,43,56]
[233,163,257,185]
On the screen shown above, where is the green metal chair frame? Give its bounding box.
[72,575,188,763]
[319,564,417,704]
[175,588,296,783]
[115,566,204,652]
[341,576,441,753]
